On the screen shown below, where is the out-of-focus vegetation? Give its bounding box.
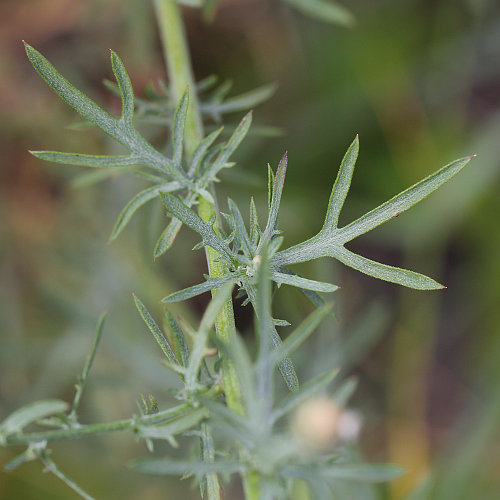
[1,0,499,498]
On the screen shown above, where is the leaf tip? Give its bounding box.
[468,154,477,159]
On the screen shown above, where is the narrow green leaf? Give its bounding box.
[332,377,358,407]
[24,43,121,143]
[249,196,260,246]
[321,135,359,233]
[284,0,355,27]
[131,458,242,477]
[190,127,224,176]
[338,156,474,243]
[203,112,252,181]
[201,83,277,115]
[133,295,178,364]
[160,193,236,264]
[70,312,106,418]
[110,51,134,125]
[110,183,180,241]
[330,245,443,290]
[228,199,253,259]
[172,89,189,167]
[4,448,37,471]
[0,400,69,439]
[262,152,287,243]
[164,310,189,367]
[272,304,332,363]
[321,463,404,482]
[30,151,141,168]
[136,408,208,441]
[271,369,339,423]
[162,276,234,303]
[154,217,183,259]
[272,272,338,293]
[271,325,299,392]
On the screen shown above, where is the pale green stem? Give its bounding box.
[153,2,259,498]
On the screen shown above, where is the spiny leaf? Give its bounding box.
[110,50,134,125]
[110,183,180,241]
[0,400,69,439]
[337,156,474,243]
[271,304,332,363]
[24,43,121,143]
[162,276,236,303]
[272,272,338,293]
[172,89,189,167]
[330,245,443,290]
[322,135,359,233]
[30,151,142,168]
[284,0,355,27]
[133,295,178,364]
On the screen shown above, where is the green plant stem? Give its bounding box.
[153,2,259,498]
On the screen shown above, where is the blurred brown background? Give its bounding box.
[1,0,500,498]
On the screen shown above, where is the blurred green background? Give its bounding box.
[1,0,499,498]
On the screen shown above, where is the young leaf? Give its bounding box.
[337,156,474,243]
[203,112,252,181]
[24,43,121,143]
[110,50,134,125]
[160,193,237,264]
[0,400,69,440]
[172,89,189,167]
[30,151,142,168]
[272,272,338,293]
[321,135,359,233]
[164,310,189,367]
[133,295,178,364]
[249,196,260,246]
[330,245,443,290]
[228,199,253,259]
[190,127,224,176]
[110,183,180,241]
[162,276,235,303]
[262,152,288,244]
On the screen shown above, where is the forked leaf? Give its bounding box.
[172,89,189,167]
[0,400,69,439]
[284,0,355,27]
[337,156,474,243]
[322,135,359,233]
[110,183,180,241]
[30,151,141,168]
[271,368,339,424]
[330,246,443,290]
[110,50,134,125]
[272,272,338,293]
[271,304,332,363]
[133,295,178,364]
[24,43,121,143]
[162,276,235,303]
